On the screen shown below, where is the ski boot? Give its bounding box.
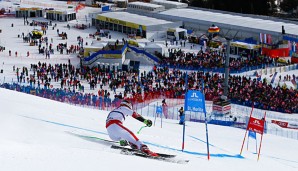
[140,144,159,157]
[129,142,138,150]
[119,140,129,146]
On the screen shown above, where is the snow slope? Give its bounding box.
[0,87,298,171]
[0,0,298,170]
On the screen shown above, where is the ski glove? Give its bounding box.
[144,119,152,127]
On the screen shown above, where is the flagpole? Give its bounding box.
[153,103,157,126]
[161,108,163,128]
[255,134,258,153]
[202,79,210,160]
[247,132,249,151]
[182,72,188,151]
[257,112,267,161]
[257,133,264,161]
[240,105,254,155]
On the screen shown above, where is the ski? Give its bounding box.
[117,146,189,164]
[80,135,118,143]
[111,144,182,158]
[67,132,119,144]
[69,133,189,164]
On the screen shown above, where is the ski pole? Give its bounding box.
[137,126,147,134]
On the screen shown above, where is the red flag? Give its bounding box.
[247,117,265,135]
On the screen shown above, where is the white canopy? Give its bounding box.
[144,43,164,55]
[159,8,298,36]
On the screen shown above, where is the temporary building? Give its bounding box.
[144,43,164,55]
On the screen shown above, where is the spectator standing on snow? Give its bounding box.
[178,107,185,125]
[162,99,169,119]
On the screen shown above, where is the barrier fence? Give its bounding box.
[1,80,297,140]
[160,63,298,75]
[133,99,298,140]
[258,64,298,76]
[266,127,298,139]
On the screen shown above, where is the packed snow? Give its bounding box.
[0,0,298,170]
[1,82,298,171]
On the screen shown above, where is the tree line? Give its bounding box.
[168,0,298,15]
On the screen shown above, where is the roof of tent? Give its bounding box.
[158,8,298,36]
[151,0,188,8]
[190,32,209,39]
[145,43,163,49]
[128,2,164,8]
[97,12,173,26]
[211,36,226,42]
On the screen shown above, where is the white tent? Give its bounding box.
[159,8,298,36]
[144,43,164,55]
[90,41,107,48]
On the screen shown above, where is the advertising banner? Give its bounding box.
[272,120,298,130]
[247,117,265,135]
[185,90,205,113]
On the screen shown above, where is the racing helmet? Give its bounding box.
[120,100,133,109]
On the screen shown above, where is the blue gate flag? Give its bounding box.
[247,130,257,153]
[156,106,162,114]
[248,130,256,139]
[185,90,206,113]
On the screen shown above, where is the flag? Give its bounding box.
[288,41,292,51]
[259,33,272,44]
[270,72,278,84]
[247,117,265,135]
[267,34,272,45]
[247,130,257,153]
[248,130,256,139]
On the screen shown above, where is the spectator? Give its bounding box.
[178,107,185,125]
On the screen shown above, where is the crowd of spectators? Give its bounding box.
[0,83,112,109]
[228,75,297,113]
[143,66,298,113]
[2,57,298,114]
[2,18,297,116]
[159,48,276,73]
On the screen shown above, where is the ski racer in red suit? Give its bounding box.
[106,100,158,156]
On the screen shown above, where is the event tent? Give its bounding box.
[157,8,298,36]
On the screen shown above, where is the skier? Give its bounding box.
[106,100,158,156]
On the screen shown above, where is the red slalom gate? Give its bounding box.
[240,107,266,161]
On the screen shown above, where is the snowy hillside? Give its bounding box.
[0,88,297,171]
[0,0,298,170]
